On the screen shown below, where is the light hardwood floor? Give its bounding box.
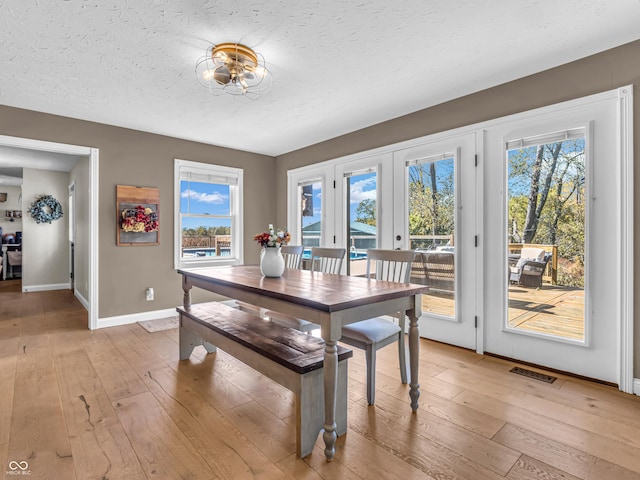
[1,280,639,480]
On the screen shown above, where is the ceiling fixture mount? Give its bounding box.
[195,42,271,99]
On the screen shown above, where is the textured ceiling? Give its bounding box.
[1,1,640,157]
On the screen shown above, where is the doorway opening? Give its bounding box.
[0,134,99,329]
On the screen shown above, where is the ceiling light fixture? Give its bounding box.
[195,42,271,99]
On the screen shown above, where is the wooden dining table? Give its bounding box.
[178,265,427,460]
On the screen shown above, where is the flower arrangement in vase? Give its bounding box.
[253,224,290,248]
[254,225,290,277]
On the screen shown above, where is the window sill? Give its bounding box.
[177,257,241,270]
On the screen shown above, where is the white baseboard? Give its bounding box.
[74,289,90,311]
[22,283,71,293]
[96,299,239,330]
[97,307,178,329]
[633,378,640,396]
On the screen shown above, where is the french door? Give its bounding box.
[393,134,478,349]
[483,88,632,385]
[287,87,632,388]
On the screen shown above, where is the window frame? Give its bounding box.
[174,158,243,269]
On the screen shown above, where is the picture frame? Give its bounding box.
[116,185,160,246]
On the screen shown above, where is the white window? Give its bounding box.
[174,159,243,269]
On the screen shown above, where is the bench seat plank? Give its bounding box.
[177,303,352,374]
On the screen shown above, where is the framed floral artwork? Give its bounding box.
[116,185,160,246]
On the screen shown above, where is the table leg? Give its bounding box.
[182,275,192,310]
[408,308,421,412]
[322,339,338,460]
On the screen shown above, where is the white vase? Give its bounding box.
[260,247,285,277]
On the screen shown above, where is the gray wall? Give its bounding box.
[0,108,274,318]
[275,39,640,377]
[22,168,69,288]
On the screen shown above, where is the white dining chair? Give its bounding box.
[281,245,304,269]
[340,248,415,405]
[266,247,346,333]
[308,246,345,274]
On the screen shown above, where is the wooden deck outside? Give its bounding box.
[421,285,585,341]
[508,285,585,340]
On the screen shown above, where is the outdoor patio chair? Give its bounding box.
[410,251,427,285]
[266,247,346,333]
[422,250,455,293]
[340,249,415,405]
[509,246,547,288]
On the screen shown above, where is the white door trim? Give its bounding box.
[0,134,99,330]
[617,86,634,394]
[475,130,485,355]
[88,148,99,330]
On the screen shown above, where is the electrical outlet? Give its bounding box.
[146,287,154,301]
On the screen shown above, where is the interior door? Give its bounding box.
[393,133,478,349]
[483,93,625,384]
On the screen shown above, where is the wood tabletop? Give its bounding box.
[178,265,429,313]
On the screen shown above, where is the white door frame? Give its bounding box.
[618,86,634,394]
[69,180,76,292]
[0,134,99,330]
[482,86,633,392]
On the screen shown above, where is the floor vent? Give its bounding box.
[509,366,557,384]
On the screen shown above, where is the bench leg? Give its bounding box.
[203,341,217,353]
[297,359,348,458]
[179,326,200,360]
[179,313,218,360]
[179,328,218,361]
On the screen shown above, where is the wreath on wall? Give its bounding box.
[29,195,64,224]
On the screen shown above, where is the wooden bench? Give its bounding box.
[177,301,353,458]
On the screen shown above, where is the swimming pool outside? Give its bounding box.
[183,248,230,257]
[302,249,367,261]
